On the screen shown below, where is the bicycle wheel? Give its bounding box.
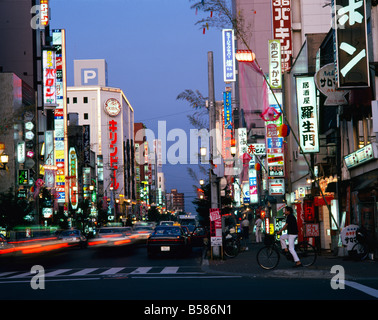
[257,246,280,270]
[223,238,240,258]
[296,242,317,267]
[350,242,369,261]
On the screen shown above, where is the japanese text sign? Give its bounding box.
[223,91,232,129]
[269,40,282,89]
[42,50,56,106]
[222,29,236,82]
[109,119,119,190]
[334,0,369,88]
[296,77,319,153]
[272,0,292,72]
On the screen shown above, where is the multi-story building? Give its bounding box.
[0,1,53,224]
[231,0,378,252]
[67,59,135,222]
[166,189,185,213]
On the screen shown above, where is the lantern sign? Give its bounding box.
[334,0,369,88]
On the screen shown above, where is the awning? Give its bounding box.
[354,178,377,191]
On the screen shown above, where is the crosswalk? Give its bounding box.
[0,266,208,281]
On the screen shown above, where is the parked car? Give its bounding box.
[147,225,191,258]
[58,229,87,249]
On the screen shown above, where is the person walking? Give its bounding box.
[254,215,263,243]
[241,215,250,250]
[277,206,302,267]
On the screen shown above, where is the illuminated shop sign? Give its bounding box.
[42,50,56,106]
[344,143,376,169]
[296,76,319,153]
[334,0,369,88]
[222,29,236,82]
[269,39,282,89]
[52,29,67,203]
[40,0,49,26]
[109,119,119,190]
[104,98,121,117]
[272,0,292,72]
[223,91,232,129]
[69,148,78,210]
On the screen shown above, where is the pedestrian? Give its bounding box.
[277,206,302,267]
[254,215,263,243]
[241,215,250,250]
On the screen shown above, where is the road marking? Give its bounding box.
[0,272,17,278]
[344,280,378,299]
[70,268,98,276]
[99,267,125,275]
[160,267,179,274]
[130,267,152,274]
[131,275,242,279]
[8,272,32,279]
[44,269,71,277]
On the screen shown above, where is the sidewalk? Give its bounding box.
[201,237,378,281]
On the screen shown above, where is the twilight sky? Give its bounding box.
[49,0,227,213]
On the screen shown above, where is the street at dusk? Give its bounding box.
[0,0,377,314]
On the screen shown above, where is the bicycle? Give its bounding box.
[348,228,370,261]
[256,233,317,270]
[223,231,241,258]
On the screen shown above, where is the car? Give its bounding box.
[133,225,155,243]
[58,229,87,248]
[147,225,191,258]
[88,227,136,248]
[190,226,209,247]
[159,221,175,226]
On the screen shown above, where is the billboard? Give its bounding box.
[334,0,369,88]
[272,0,292,72]
[268,40,282,89]
[296,76,319,153]
[222,29,236,82]
[42,50,57,106]
[52,29,68,203]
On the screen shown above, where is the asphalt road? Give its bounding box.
[0,243,376,304]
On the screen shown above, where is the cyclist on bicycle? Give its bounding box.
[277,206,302,268]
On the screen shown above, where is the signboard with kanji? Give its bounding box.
[334,0,369,88]
[304,224,320,237]
[296,76,319,153]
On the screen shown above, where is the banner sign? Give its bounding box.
[223,91,232,129]
[334,0,369,88]
[222,29,236,82]
[296,76,319,153]
[269,39,282,89]
[272,0,292,72]
[209,208,222,247]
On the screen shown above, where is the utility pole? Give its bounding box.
[208,51,220,258]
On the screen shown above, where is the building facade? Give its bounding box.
[67,59,135,222]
